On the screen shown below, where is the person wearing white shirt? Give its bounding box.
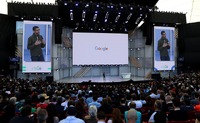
[61,95,70,110]
[59,106,85,123]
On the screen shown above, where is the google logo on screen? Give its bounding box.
[95,46,109,51]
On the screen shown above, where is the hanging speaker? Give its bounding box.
[55,19,62,44]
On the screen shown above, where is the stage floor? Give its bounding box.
[57,76,152,83]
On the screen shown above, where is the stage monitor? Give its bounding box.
[18,21,52,73]
[72,32,128,65]
[154,26,176,71]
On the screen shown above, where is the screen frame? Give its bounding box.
[22,20,52,73]
[153,26,176,71]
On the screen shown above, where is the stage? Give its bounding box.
[57,76,152,84]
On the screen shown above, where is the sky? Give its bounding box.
[0,0,200,23]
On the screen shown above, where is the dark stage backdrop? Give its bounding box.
[178,22,200,69]
[0,14,16,75]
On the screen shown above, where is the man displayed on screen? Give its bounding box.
[27,26,45,61]
[157,31,170,61]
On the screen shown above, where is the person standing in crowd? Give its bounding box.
[10,105,34,123]
[37,109,48,123]
[127,109,137,123]
[59,101,85,123]
[124,102,141,123]
[97,111,106,123]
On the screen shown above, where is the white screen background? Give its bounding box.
[73,32,128,65]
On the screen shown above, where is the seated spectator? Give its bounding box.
[107,108,125,123]
[2,97,17,123]
[97,111,106,123]
[37,109,48,123]
[88,95,101,109]
[124,102,141,123]
[195,112,200,123]
[59,101,85,123]
[127,109,137,123]
[46,104,59,123]
[165,95,174,111]
[168,98,188,121]
[0,95,5,111]
[98,98,112,114]
[84,105,98,123]
[36,96,48,109]
[191,92,199,106]
[128,93,142,109]
[119,98,129,114]
[86,92,93,105]
[149,100,166,123]
[180,95,194,112]
[61,95,70,110]
[10,105,34,123]
[55,96,64,114]
[149,90,160,99]
[75,97,85,119]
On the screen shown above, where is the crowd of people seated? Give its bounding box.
[1,71,200,123]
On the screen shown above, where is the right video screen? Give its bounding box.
[154,26,175,71]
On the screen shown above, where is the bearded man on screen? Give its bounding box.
[27,26,45,61]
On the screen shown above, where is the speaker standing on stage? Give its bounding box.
[27,26,45,61]
[157,30,170,61]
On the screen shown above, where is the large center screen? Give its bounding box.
[73,32,128,65]
[154,26,176,71]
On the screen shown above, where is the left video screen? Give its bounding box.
[16,21,52,73]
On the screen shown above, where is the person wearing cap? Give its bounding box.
[59,100,85,123]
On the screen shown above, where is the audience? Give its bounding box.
[1,71,200,122]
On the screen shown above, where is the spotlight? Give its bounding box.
[21,17,24,20]
[82,11,86,21]
[115,14,121,23]
[51,18,54,21]
[96,4,99,7]
[75,3,78,6]
[121,6,123,9]
[64,2,67,6]
[85,3,89,8]
[93,12,98,22]
[70,10,73,20]
[111,5,114,8]
[130,7,133,10]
